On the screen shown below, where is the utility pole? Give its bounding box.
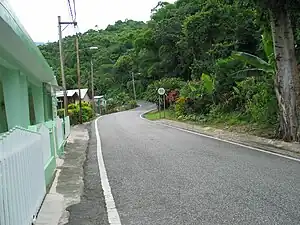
[131,72,137,102]
[58,16,68,116]
[58,16,77,116]
[75,36,83,124]
[91,58,95,113]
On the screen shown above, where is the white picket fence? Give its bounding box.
[64,116,71,139]
[0,127,46,225]
[55,117,64,150]
[38,124,52,166]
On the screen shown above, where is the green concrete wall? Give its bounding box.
[1,69,30,129]
[44,126,57,186]
[44,156,56,188]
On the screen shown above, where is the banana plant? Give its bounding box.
[231,31,276,76]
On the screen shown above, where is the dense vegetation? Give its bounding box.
[40,0,300,141]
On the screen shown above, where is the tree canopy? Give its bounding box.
[39,0,300,141]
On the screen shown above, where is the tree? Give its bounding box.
[255,0,300,141]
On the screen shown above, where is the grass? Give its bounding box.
[144,109,276,139]
[144,110,175,120]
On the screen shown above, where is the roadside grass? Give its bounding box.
[144,110,175,120]
[144,110,276,139]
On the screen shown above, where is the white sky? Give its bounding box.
[8,0,175,43]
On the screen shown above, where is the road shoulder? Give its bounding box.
[153,118,300,159]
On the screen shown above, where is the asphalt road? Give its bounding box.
[70,103,300,225]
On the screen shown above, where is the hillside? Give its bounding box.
[39,20,146,96]
[39,0,300,141]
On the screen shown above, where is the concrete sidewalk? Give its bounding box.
[36,124,89,225]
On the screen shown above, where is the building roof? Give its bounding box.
[0,1,57,85]
[55,88,88,99]
[94,95,104,99]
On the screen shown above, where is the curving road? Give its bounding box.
[68,103,300,225]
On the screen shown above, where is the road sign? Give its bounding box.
[157,87,165,95]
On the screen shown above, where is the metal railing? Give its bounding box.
[64,116,71,139]
[0,127,46,225]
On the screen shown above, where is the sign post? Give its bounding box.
[163,94,166,118]
[158,87,166,119]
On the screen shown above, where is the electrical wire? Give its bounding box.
[67,0,80,35]
[73,0,77,20]
[65,0,81,53]
[67,0,75,22]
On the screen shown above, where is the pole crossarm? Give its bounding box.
[59,21,78,25]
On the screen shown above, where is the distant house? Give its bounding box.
[74,88,91,103]
[94,95,106,114]
[55,88,91,109]
[94,95,106,106]
[55,90,79,109]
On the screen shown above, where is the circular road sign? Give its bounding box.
[158,87,166,95]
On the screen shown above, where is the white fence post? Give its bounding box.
[39,124,52,166]
[64,116,71,138]
[55,117,64,155]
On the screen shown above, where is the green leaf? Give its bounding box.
[201,73,214,94]
[261,31,273,60]
[233,86,240,94]
[232,51,275,74]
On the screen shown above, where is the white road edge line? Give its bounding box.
[140,110,300,163]
[95,117,122,225]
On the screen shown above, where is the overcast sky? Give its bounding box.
[8,0,174,43]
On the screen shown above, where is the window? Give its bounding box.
[0,79,8,133]
[28,86,36,125]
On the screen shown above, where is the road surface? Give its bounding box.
[67,103,300,225]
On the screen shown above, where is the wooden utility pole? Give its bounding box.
[58,16,77,116]
[131,72,137,102]
[58,16,68,116]
[91,58,95,113]
[75,35,83,124]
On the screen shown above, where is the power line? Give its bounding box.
[67,0,75,22]
[73,0,77,20]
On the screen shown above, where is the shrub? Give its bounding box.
[144,78,185,103]
[68,109,79,125]
[68,103,78,110]
[166,90,180,108]
[57,109,65,118]
[81,101,92,108]
[64,103,94,125]
[235,77,278,125]
[82,106,94,122]
[175,97,187,117]
[128,100,138,109]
